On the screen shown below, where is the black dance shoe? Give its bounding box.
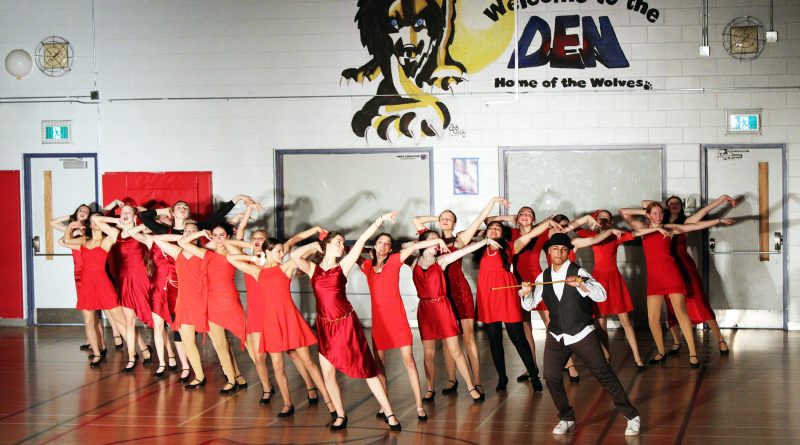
[422,390,435,402]
[516,372,530,382]
[689,355,700,369]
[113,335,124,350]
[167,356,178,371]
[719,340,730,356]
[122,360,136,373]
[260,389,273,405]
[330,416,348,431]
[219,382,239,394]
[667,343,681,356]
[385,413,402,431]
[179,368,191,382]
[277,404,294,418]
[417,408,428,421]
[307,387,319,404]
[441,379,458,395]
[184,378,206,389]
[649,353,666,364]
[154,366,166,378]
[79,343,91,351]
[469,387,485,403]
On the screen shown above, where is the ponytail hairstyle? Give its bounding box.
[370,232,395,268]
[665,195,686,224]
[473,221,511,271]
[310,231,345,264]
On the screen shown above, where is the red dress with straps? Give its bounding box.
[203,251,246,343]
[361,254,413,351]
[640,232,686,296]
[443,246,475,320]
[77,246,120,310]
[71,249,82,296]
[583,231,635,315]
[670,234,715,325]
[149,243,173,325]
[311,265,378,379]
[257,266,317,353]
[511,228,548,311]
[412,262,461,340]
[476,243,522,323]
[173,254,208,332]
[111,236,153,327]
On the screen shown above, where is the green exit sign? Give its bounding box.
[42,120,72,144]
[726,109,762,134]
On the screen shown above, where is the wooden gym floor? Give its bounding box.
[1,325,798,445]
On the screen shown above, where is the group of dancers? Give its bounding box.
[53,192,738,435]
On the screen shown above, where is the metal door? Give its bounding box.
[703,145,786,328]
[24,154,98,324]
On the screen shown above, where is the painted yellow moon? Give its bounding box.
[450,0,515,73]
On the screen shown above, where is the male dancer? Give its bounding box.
[519,233,640,436]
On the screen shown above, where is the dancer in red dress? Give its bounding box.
[106,204,153,372]
[63,213,127,368]
[291,212,402,431]
[360,233,426,420]
[412,197,507,395]
[228,234,336,419]
[179,222,248,393]
[412,230,490,404]
[476,220,542,392]
[154,222,208,387]
[621,202,732,367]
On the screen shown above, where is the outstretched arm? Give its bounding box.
[565,214,601,233]
[572,229,621,250]
[668,218,734,234]
[178,230,211,258]
[513,219,559,254]
[49,215,71,233]
[685,195,738,224]
[439,238,493,268]
[340,211,398,275]
[290,242,321,276]
[235,203,260,240]
[411,215,439,232]
[227,254,261,279]
[632,226,671,238]
[455,197,510,248]
[399,238,449,263]
[486,214,516,225]
[285,225,325,251]
[153,235,182,259]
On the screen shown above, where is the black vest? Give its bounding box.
[542,262,595,336]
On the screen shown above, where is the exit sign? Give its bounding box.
[726,109,762,134]
[41,120,72,144]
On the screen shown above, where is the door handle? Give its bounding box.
[32,235,40,253]
[709,232,782,255]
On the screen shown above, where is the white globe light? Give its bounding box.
[5,49,33,79]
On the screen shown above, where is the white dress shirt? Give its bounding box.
[520,260,607,345]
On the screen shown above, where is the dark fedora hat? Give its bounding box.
[544,232,574,250]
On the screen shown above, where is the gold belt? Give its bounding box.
[318,308,355,323]
[419,297,447,303]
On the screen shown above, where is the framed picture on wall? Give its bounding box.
[453,158,479,195]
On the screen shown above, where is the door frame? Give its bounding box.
[700,144,788,329]
[23,153,99,326]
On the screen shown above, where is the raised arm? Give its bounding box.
[285,225,325,250]
[340,211,398,275]
[223,239,245,255]
[455,197,510,248]
[485,214,516,225]
[290,242,321,276]
[127,224,154,248]
[439,238,492,268]
[137,207,172,235]
[49,215,70,232]
[513,219,559,254]
[411,215,438,232]
[565,214,601,233]
[152,235,182,259]
[103,199,124,213]
[399,237,449,263]
[685,195,738,224]
[91,216,120,251]
[572,229,620,250]
[178,230,211,258]
[235,203,258,240]
[198,194,253,230]
[619,207,647,230]
[227,254,261,279]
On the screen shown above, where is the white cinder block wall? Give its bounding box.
[0,0,798,326]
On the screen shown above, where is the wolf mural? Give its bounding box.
[343,0,466,143]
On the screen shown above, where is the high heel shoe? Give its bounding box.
[140,346,153,364]
[385,413,402,431]
[649,353,666,364]
[219,382,239,394]
[89,355,103,368]
[417,408,428,421]
[179,368,191,382]
[114,335,123,350]
[330,415,348,431]
[306,387,319,405]
[99,348,108,357]
[260,389,273,405]
[496,377,508,392]
[277,404,294,418]
[635,360,647,373]
[422,390,435,402]
[122,360,136,373]
[325,400,337,419]
[719,340,730,356]
[667,343,681,356]
[184,378,206,389]
[689,355,700,369]
[474,384,485,395]
[154,365,166,378]
[441,379,458,395]
[167,356,177,371]
[234,375,247,388]
[469,387,485,403]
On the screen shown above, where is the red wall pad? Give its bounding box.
[102,172,213,218]
[0,171,23,318]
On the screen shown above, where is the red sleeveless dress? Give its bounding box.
[244,273,266,335]
[586,231,635,316]
[112,236,153,327]
[443,246,475,320]
[476,243,522,323]
[149,243,173,325]
[71,249,82,296]
[257,266,317,353]
[173,254,208,332]
[311,265,378,379]
[361,254,413,351]
[668,234,715,325]
[77,246,119,310]
[412,262,460,340]
[203,251,246,343]
[511,228,549,311]
[640,232,686,296]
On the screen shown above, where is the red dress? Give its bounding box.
[671,234,715,325]
[111,236,153,327]
[476,243,522,323]
[361,254,413,351]
[77,246,120,310]
[149,243,173,325]
[71,249,82,296]
[443,246,476,320]
[412,262,461,340]
[511,228,548,310]
[640,232,686,296]
[585,231,635,316]
[244,273,266,335]
[257,266,317,352]
[311,265,378,379]
[173,254,208,332]
[203,251,246,343]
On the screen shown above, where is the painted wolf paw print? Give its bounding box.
[643,81,652,90]
[362,100,449,145]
